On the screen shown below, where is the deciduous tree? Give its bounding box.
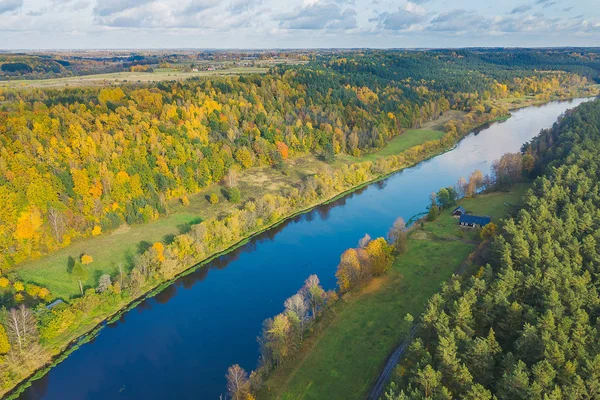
[388,217,407,254]
[6,305,38,353]
[226,364,250,400]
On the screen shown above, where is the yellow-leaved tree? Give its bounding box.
[0,324,10,355]
[14,207,43,240]
[152,242,165,262]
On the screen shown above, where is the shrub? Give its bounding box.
[100,212,123,231]
[480,222,497,239]
[92,225,102,236]
[427,205,439,221]
[208,193,219,204]
[226,187,241,203]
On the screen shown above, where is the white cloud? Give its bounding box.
[0,0,22,14]
[93,0,153,17]
[373,1,428,31]
[510,5,532,15]
[0,0,598,48]
[279,1,357,30]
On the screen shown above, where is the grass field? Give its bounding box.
[261,184,530,400]
[0,67,268,89]
[15,120,453,300]
[358,129,446,162]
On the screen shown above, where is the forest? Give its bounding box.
[0,49,599,396]
[1,50,597,270]
[385,98,600,399]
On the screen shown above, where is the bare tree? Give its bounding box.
[358,234,371,249]
[492,153,524,186]
[97,274,112,293]
[223,168,239,189]
[47,207,66,243]
[302,275,326,320]
[226,364,250,400]
[466,170,484,197]
[134,251,154,278]
[118,263,125,288]
[284,293,309,339]
[93,198,104,219]
[455,176,467,198]
[6,305,38,353]
[429,192,437,208]
[388,217,407,254]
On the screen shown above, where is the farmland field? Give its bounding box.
[0,66,268,89]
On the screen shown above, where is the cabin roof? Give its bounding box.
[459,214,491,226]
[452,206,466,214]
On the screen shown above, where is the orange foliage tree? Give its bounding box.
[276,141,289,160]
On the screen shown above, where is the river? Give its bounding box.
[17,98,593,400]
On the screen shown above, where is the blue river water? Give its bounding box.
[18,97,592,400]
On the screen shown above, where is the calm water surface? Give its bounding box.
[18,98,593,400]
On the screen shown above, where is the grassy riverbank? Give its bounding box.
[259,184,530,400]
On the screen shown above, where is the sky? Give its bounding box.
[0,0,598,49]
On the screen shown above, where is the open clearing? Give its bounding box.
[357,129,446,162]
[261,184,530,400]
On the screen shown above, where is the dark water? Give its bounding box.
[18,98,593,400]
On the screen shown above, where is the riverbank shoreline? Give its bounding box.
[3,94,596,400]
[259,185,530,399]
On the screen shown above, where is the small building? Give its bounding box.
[452,206,466,218]
[459,214,491,228]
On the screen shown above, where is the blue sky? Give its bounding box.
[0,0,598,49]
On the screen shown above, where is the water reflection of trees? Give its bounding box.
[154,284,177,304]
[102,177,385,325]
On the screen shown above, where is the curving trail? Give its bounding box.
[368,325,417,400]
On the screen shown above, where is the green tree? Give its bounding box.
[226,187,241,203]
[436,187,458,209]
[71,262,88,295]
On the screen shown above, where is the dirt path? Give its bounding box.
[367,240,485,399]
[367,325,417,400]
